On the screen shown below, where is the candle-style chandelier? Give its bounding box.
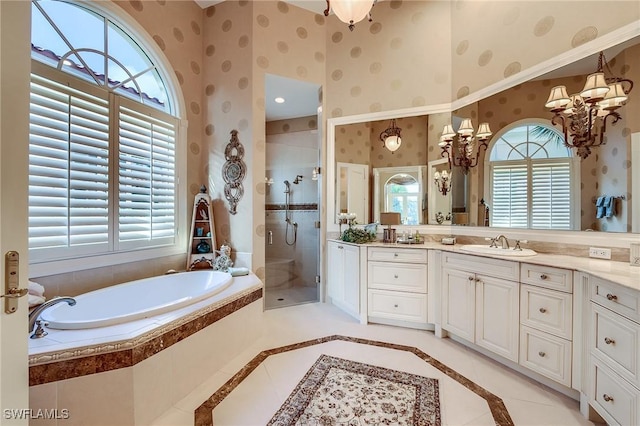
[544,51,633,159]
[323,0,375,31]
[439,119,492,174]
[433,169,450,196]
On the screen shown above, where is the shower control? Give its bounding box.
[268,230,273,245]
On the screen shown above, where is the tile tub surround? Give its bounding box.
[29,276,263,426]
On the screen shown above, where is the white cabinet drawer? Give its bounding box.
[520,325,572,387]
[368,247,427,264]
[591,356,639,426]
[368,261,427,293]
[520,285,572,340]
[368,289,427,323]
[442,252,519,281]
[520,263,573,293]
[591,303,640,388]
[591,276,640,323]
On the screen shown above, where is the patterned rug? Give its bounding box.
[268,354,441,425]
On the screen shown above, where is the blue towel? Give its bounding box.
[604,196,615,218]
[596,196,605,219]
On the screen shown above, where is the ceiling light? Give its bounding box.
[274,97,285,104]
[545,51,633,159]
[324,0,375,31]
[379,119,402,153]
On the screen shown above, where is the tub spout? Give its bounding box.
[28,297,76,334]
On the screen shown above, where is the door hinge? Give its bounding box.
[314,221,321,229]
[315,275,320,284]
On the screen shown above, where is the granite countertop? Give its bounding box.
[329,239,640,291]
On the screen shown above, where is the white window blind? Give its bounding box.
[491,164,528,228]
[29,74,110,257]
[531,162,571,229]
[118,101,176,247]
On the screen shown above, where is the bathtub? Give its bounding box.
[40,270,233,330]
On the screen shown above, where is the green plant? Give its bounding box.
[340,226,377,244]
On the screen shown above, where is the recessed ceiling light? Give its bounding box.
[274,97,285,104]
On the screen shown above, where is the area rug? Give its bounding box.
[267,354,441,426]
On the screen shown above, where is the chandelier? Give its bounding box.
[324,0,375,31]
[545,51,633,159]
[379,119,402,153]
[439,119,492,174]
[433,169,450,196]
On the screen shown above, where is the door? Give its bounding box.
[441,267,475,342]
[336,162,369,223]
[327,241,344,302]
[0,1,30,422]
[476,275,520,362]
[342,244,360,316]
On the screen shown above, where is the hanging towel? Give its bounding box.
[595,196,606,219]
[604,196,615,218]
[28,280,45,297]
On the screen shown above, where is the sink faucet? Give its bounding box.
[28,297,76,335]
[495,234,510,249]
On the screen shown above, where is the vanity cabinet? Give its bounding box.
[327,240,365,320]
[441,252,520,362]
[588,276,640,426]
[367,247,428,328]
[519,263,573,387]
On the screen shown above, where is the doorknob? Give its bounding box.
[3,251,26,314]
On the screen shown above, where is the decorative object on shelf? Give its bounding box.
[222,130,246,215]
[379,119,402,153]
[337,212,357,234]
[545,51,633,159]
[433,169,450,196]
[439,119,492,174]
[380,212,401,243]
[187,185,217,271]
[323,0,375,31]
[339,224,377,244]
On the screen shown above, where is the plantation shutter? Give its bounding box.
[491,164,528,228]
[29,74,110,257]
[118,100,176,247]
[531,162,571,229]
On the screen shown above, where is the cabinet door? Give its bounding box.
[476,275,519,362]
[342,244,360,315]
[441,267,475,342]
[327,241,345,302]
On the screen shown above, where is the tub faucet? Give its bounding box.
[495,234,510,249]
[28,297,76,336]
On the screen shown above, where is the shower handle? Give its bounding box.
[268,230,273,245]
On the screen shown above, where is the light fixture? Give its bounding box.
[379,119,402,153]
[274,97,285,104]
[323,0,375,31]
[545,51,633,159]
[380,212,401,243]
[433,169,450,196]
[439,119,492,174]
[312,167,320,181]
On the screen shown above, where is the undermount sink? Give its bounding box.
[459,244,538,257]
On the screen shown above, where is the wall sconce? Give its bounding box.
[433,169,450,196]
[312,167,320,181]
[439,119,492,174]
[323,0,375,31]
[545,51,633,159]
[379,119,402,153]
[264,177,274,186]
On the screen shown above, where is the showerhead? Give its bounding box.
[284,180,290,193]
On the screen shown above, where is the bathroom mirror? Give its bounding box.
[327,32,640,234]
[372,166,427,225]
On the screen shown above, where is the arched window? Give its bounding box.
[485,120,579,230]
[29,0,184,268]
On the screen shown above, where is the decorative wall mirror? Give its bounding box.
[373,165,427,225]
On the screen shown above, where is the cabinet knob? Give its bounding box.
[394,274,398,279]
[394,253,399,257]
[603,394,614,403]
[604,337,615,345]
[538,351,546,357]
[468,276,475,281]
[539,307,547,313]
[606,293,617,301]
[540,274,548,280]
[394,304,398,308]
[338,245,343,249]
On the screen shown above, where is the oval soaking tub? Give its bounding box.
[40,270,233,329]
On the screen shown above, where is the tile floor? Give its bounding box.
[151,302,598,426]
